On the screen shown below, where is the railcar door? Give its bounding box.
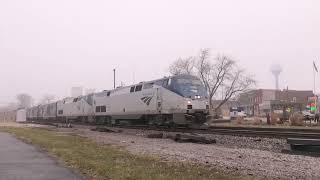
[156,88,162,112]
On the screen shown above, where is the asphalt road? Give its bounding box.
[0,132,82,180]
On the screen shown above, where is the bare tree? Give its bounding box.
[197,50,236,100]
[16,93,33,108]
[171,49,256,111]
[41,94,55,104]
[214,69,256,110]
[169,56,195,75]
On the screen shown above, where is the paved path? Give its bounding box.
[0,132,82,180]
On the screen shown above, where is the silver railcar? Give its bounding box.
[26,74,209,126]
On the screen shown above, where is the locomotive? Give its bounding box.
[26,74,210,127]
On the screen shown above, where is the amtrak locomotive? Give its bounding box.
[26,74,210,126]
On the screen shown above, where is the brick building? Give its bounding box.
[238,89,314,116]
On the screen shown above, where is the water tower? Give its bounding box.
[270,64,282,90]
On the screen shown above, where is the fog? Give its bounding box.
[0,0,319,105]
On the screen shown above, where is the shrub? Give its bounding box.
[290,113,304,126]
[270,113,279,125]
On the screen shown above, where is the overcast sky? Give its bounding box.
[0,0,320,105]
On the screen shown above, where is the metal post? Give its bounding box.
[113,69,116,89]
[314,66,317,113]
[314,64,316,95]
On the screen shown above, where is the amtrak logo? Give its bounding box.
[141,96,153,105]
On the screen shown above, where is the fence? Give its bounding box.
[0,111,16,122]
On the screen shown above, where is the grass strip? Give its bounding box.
[1,127,240,180]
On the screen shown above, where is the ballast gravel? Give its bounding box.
[58,127,320,180]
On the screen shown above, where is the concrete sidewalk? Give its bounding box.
[0,132,82,180]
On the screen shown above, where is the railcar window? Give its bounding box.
[135,85,142,92]
[87,95,93,105]
[154,80,163,86]
[130,86,135,93]
[96,106,101,112]
[143,83,154,89]
[101,106,106,112]
[163,79,169,87]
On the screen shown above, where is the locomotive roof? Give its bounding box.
[98,74,199,93]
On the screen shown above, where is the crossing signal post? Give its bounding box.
[313,61,318,113]
[307,96,318,113]
[310,102,317,112]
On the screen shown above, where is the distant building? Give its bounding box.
[239,89,314,116]
[212,100,241,118]
[71,87,83,97]
[85,88,95,95]
[0,110,16,122]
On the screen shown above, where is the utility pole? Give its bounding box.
[113,69,116,89]
[313,61,318,113]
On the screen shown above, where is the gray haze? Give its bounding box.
[0,0,320,105]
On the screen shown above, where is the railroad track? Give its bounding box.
[206,127,320,139]
[96,125,320,139]
[30,121,320,139]
[122,125,320,139]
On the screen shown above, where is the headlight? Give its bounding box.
[187,100,191,104]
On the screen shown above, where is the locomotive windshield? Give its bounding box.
[170,75,208,98]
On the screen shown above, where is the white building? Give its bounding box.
[85,88,95,95]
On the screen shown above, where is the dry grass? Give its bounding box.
[270,113,279,125]
[252,117,262,125]
[290,113,304,126]
[0,127,239,180]
[235,117,244,125]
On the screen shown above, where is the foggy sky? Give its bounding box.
[0,0,320,105]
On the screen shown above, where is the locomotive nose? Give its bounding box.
[186,99,208,110]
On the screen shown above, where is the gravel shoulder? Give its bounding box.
[68,127,320,180]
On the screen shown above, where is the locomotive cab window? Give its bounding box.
[130,86,135,93]
[135,85,142,92]
[107,92,111,96]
